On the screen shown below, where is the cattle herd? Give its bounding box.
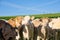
[0,16,60,40]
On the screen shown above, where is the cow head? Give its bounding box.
[32,19,42,28]
[8,16,23,29]
[49,18,60,29]
[40,18,51,27]
[8,18,16,28]
[14,16,23,28]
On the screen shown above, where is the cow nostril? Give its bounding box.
[14,26,18,29]
[8,37,13,40]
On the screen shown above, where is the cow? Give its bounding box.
[32,18,42,40]
[0,19,17,40]
[38,18,52,40]
[21,16,34,40]
[48,18,60,40]
[8,16,23,40]
[14,16,23,40]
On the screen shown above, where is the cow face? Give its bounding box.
[49,18,60,29]
[22,16,31,25]
[8,16,23,29]
[14,16,23,28]
[32,19,42,28]
[40,18,50,27]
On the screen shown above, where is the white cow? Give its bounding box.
[48,18,60,40]
[8,16,23,40]
[49,18,60,29]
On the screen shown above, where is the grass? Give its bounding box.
[0,13,60,20]
[31,13,60,18]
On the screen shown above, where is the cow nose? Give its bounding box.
[14,27,18,29]
[16,32,18,36]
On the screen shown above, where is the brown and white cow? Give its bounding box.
[22,16,34,40]
[39,18,51,40]
[14,16,23,40]
[8,16,23,40]
[32,18,42,40]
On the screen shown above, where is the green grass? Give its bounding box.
[31,13,60,18]
[0,13,60,20]
[0,16,16,20]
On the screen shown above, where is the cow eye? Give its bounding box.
[52,23,54,24]
[40,19,42,22]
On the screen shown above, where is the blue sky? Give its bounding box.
[0,0,60,16]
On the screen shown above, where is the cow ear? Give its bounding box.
[31,16,35,20]
[39,18,42,22]
[48,18,52,22]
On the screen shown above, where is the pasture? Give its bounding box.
[0,13,60,20]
